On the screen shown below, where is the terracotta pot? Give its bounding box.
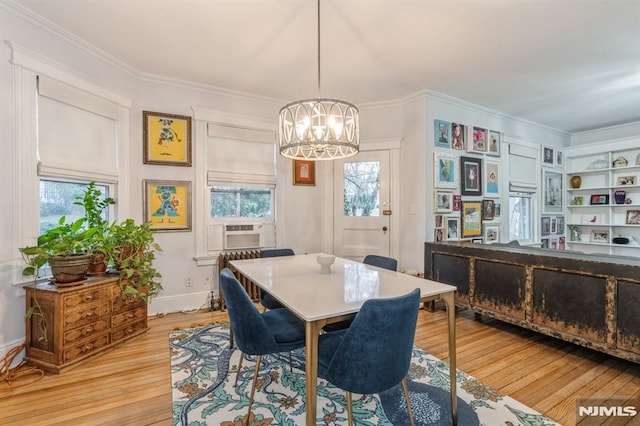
[570,175,582,189]
[88,252,108,274]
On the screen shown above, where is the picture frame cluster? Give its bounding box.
[540,215,565,250]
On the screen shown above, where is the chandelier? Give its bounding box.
[278,0,359,161]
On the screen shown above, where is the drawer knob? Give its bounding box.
[82,344,93,352]
[85,327,94,334]
[84,294,94,301]
[126,328,134,334]
[85,311,93,317]
[127,313,134,319]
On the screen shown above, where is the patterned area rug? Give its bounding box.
[170,323,559,425]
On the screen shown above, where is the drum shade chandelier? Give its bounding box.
[278,0,359,161]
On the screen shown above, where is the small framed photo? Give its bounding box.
[590,230,610,243]
[446,217,459,240]
[461,156,482,196]
[582,214,602,225]
[543,169,563,213]
[484,159,500,197]
[556,216,564,234]
[143,180,192,232]
[434,119,451,148]
[434,152,458,188]
[451,123,465,150]
[626,210,640,225]
[550,217,557,234]
[434,228,445,242]
[293,159,315,186]
[550,237,559,250]
[589,194,609,205]
[143,111,193,166]
[559,236,566,250]
[483,224,499,244]
[541,238,549,248]
[482,199,495,221]
[467,126,488,153]
[494,203,501,217]
[461,201,482,238]
[453,194,462,211]
[541,216,551,236]
[617,176,637,186]
[571,196,584,206]
[487,130,501,156]
[435,190,453,213]
[435,214,444,228]
[556,150,563,166]
[542,145,555,166]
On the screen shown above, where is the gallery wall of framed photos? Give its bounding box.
[432,119,503,244]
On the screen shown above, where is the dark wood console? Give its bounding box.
[424,242,640,363]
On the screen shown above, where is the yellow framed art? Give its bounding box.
[143,111,192,166]
[143,180,192,232]
[461,201,482,238]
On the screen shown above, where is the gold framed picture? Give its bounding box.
[143,111,192,166]
[293,159,315,186]
[461,201,482,238]
[143,180,192,232]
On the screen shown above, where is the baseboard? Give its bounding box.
[148,291,212,316]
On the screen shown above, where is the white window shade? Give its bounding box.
[38,77,119,181]
[207,123,276,187]
[508,144,538,192]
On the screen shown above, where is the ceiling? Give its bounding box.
[10,0,640,134]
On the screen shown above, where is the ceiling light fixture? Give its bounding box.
[278,0,359,161]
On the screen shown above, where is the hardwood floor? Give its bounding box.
[1,306,638,425]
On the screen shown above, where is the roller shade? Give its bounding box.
[508,144,538,192]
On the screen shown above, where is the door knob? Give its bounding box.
[382,226,388,233]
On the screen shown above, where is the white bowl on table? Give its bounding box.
[316,254,335,274]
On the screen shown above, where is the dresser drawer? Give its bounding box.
[63,334,110,363]
[111,319,147,342]
[112,306,146,327]
[63,287,103,309]
[64,319,109,344]
[64,303,109,328]
[112,293,146,314]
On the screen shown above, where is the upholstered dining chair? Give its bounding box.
[317,288,421,426]
[323,254,398,332]
[258,248,295,310]
[219,268,306,422]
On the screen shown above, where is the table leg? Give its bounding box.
[305,320,321,426]
[441,291,457,425]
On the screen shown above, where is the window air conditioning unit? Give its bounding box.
[224,224,263,250]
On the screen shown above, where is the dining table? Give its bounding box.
[229,253,458,425]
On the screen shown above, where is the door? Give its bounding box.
[334,150,391,260]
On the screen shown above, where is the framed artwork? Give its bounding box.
[542,145,555,166]
[143,180,192,232]
[482,199,495,221]
[559,236,566,250]
[483,224,499,244]
[556,150,563,166]
[556,216,564,234]
[617,176,637,186]
[434,152,458,188]
[434,228,444,242]
[446,217,459,240]
[541,216,550,236]
[541,238,549,248]
[582,213,602,224]
[293,159,315,186]
[435,215,444,228]
[550,217,557,234]
[494,203,501,217]
[461,201,482,238]
[452,194,462,211]
[435,190,453,213]
[590,230,610,243]
[487,130,501,156]
[484,159,500,197]
[571,196,584,206]
[451,123,465,150]
[589,194,609,205]
[461,156,482,196]
[467,126,487,153]
[626,210,640,225]
[434,119,451,148]
[543,169,563,213]
[550,237,559,249]
[143,111,192,166]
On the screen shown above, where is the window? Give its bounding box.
[508,193,534,242]
[40,179,113,233]
[210,186,273,219]
[343,161,380,217]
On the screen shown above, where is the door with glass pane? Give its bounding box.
[334,150,390,260]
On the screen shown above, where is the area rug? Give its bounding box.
[170,323,559,425]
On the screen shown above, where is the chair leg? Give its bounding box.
[229,328,234,348]
[246,355,262,425]
[234,352,244,387]
[346,391,353,426]
[289,351,293,372]
[401,378,415,426]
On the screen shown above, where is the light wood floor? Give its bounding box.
[1,306,638,425]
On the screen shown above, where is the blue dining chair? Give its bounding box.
[317,288,421,426]
[219,268,306,421]
[258,248,295,310]
[323,254,398,332]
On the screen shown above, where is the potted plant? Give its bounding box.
[19,216,96,283]
[73,182,115,274]
[108,218,163,301]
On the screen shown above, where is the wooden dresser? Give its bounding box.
[24,275,148,373]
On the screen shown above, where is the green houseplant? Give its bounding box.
[108,218,163,301]
[74,182,115,274]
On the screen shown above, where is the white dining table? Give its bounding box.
[229,253,458,425]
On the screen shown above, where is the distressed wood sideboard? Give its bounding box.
[25,275,148,373]
[424,242,640,363]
